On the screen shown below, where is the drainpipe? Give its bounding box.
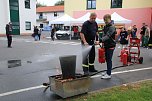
[150,8,152,37]
[150,8,152,31]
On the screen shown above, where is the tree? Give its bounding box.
[54,0,64,6]
[36,2,46,8]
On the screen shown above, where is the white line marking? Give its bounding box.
[25,40,32,42]
[112,67,152,75]
[40,41,50,44]
[0,85,45,97]
[1,67,152,97]
[91,67,152,78]
[71,43,81,45]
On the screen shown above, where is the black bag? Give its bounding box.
[31,33,35,37]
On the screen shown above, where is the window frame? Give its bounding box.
[54,12,57,17]
[111,0,123,8]
[86,0,96,10]
[25,21,31,30]
[25,0,30,9]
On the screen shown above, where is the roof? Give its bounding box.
[36,5,64,13]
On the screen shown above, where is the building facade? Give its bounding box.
[36,6,64,28]
[64,0,152,35]
[0,0,36,36]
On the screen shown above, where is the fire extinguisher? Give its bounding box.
[120,48,127,62]
[98,44,105,63]
[123,52,128,65]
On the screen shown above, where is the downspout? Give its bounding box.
[150,8,152,30]
[150,8,152,36]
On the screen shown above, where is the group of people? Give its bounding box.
[5,14,151,80]
[80,13,116,79]
[80,12,152,79]
[140,23,151,48]
[118,25,138,49]
[118,23,151,49]
[32,26,56,41]
[32,26,42,41]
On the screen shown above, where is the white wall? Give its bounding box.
[19,0,36,34]
[46,12,64,21]
[36,11,64,26]
[0,0,10,34]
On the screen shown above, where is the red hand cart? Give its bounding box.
[128,38,143,64]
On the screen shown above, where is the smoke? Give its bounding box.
[82,45,92,62]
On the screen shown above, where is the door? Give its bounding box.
[9,0,20,35]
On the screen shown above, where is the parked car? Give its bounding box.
[55,30,73,40]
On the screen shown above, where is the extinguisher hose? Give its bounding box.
[89,63,134,76]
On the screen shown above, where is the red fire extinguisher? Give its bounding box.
[120,48,127,62]
[123,52,128,65]
[98,44,105,63]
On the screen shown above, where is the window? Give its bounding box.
[39,13,43,19]
[40,13,43,16]
[54,12,57,17]
[25,0,30,9]
[25,22,31,30]
[111,0,122,8]
[87,0,96,9]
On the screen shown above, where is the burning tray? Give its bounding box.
[49,74,91,98]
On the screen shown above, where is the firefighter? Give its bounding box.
[99,14,116,79]
[80,12,99,75]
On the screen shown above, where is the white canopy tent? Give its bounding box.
[111,12,132,24]
[49,14,76,25]
[74,12,103,24]
[101,12,132,24]
[49,12,131,25]
[49,14,77,40]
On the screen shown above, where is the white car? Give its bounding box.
[55,30,73,40]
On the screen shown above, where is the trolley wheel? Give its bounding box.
[128,55,131,62]
[139,57,143,64]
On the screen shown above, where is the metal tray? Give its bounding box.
[49,74,91,98]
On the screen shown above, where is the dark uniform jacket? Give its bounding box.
[101,23,116,48]
[81,20,98,45]
[6,24,12,36]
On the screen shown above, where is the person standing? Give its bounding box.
[144,25,150,48]
[131,25,137,38]
[38,27,42,41]
[100,14,116,79]
[148,29,152,49]
[119,27,128,48]
[80,12,99,75]
[5,22,13,48]
[51,28,56,41]
[34,26,39,41]
[73,26,78,39]
[140,23,146,47]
